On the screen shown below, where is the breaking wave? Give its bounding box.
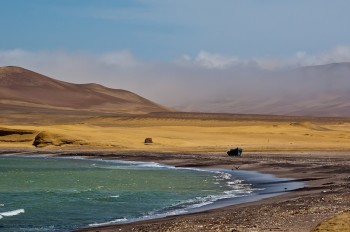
[0,209,25,219]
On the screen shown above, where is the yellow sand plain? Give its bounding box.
[1,116,350,152]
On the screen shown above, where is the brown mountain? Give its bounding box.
[0,66,169,114]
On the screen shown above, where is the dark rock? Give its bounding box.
[144,138,153,144]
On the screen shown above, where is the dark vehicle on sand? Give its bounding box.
[227,147,243,156]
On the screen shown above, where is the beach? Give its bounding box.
[76,151,350,232]
[2,149,349,231]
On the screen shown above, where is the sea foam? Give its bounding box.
[0,209,25,219]
[89,218,127,227]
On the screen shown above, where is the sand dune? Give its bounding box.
[0,66,169,114]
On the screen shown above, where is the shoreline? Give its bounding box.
[1,149,350,231]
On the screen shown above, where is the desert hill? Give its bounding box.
[0,66,169,114]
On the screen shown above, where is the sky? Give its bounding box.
[1,0,350,113]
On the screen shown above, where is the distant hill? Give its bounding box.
[0,66,169,114]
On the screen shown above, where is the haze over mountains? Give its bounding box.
[0,66,168,114]
[0,63,350,117]
[171,62,350,117]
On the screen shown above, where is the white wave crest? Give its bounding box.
[227,180,242,186]
[0,209,25,219]
[89,218,127,227]
[138,162,169,168]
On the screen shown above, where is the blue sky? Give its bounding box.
[1,0,350,60]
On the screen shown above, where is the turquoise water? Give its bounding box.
[0,156,254,231]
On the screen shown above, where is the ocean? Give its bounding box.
[0,156,302,231]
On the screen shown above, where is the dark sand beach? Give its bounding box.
[2,150,349,232]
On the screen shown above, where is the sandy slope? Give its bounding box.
[0,66,168,114]
[1,112,350,152]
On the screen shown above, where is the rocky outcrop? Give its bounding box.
[32,131,86,148]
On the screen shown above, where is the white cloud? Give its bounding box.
[194,51,240,69]
[177,51,249,70]
[0,49,34,65]
[293,46,350,67]
[176,46,350,70]
[2,47,350,78]
[98,50,139,67]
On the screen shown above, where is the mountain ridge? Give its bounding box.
[0,66,169,114]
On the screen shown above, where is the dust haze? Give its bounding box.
[1,47,350,117]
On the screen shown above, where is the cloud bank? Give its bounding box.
[1,46,350,116]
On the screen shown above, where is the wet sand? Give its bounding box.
[1,149,349,231]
